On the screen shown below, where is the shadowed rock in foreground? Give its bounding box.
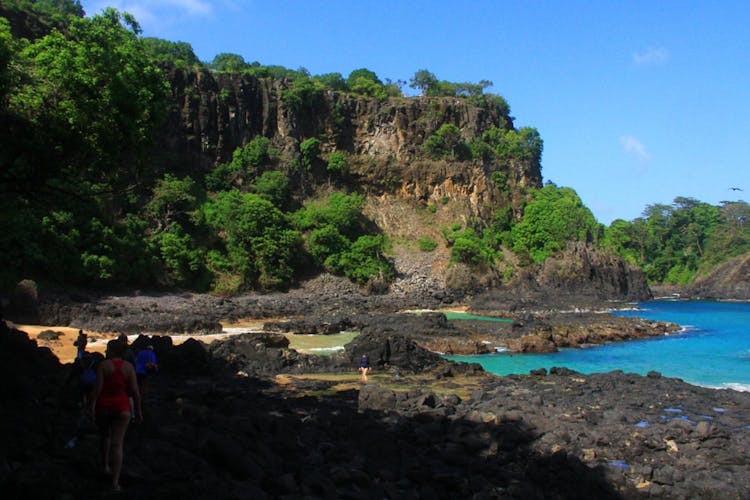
[1,320,749,499]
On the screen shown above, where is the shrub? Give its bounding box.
[418,237,438,252]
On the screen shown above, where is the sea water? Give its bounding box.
[447,300,750,391]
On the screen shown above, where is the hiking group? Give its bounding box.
[69,331,158,492]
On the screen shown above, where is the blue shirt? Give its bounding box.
[135,349,157,375]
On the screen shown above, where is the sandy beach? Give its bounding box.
[8,320,343,363]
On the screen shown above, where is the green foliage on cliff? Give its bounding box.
[603,198,750,284]
[142,37,200,67]
[0,7,171,289]
[203,190,303,290]
[326,151,349,177]
[300,137,322,171]
[510,184,600,263]
[204,136,277,191]
[293,193,395,284]
[410,69,508,113]
[423,124,472,161]
[4,5,742,294]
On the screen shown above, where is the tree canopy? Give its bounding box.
[511,185,600,263]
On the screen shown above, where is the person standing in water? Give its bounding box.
[358,354,372,382]
[91,339,142,492]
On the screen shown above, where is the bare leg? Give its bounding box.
[100,433,111,474]
[108,413,130,489]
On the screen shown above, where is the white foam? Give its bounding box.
[307,346,345,353]
[720,383,750,393]
[221,326,264,334]
[700,383,750,393]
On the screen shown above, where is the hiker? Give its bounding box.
[74,330,87,360]
[63,352,100,449]
[91,339,142,492]
[134,344,158,402]
[358,354,372,382]
[116,333,136,367]
[117,333,137,420]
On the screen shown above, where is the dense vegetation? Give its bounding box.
[602,198,750,284]
[0,3,747,295]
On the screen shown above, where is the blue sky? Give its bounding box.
[79,0,748,225]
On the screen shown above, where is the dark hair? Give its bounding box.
[106,339,126,358]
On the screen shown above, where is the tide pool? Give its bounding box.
[447,300,750,391]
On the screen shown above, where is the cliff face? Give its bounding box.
[153,68,649,302]
[688,254,750,300]
[153,67,539,224]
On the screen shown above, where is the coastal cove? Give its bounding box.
[448,300,750,391]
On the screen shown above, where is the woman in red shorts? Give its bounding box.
[90,339,142,491]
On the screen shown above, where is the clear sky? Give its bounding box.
[79,0,748,225]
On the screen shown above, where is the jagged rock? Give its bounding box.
[6,279,39,324]
[1,319,749,499]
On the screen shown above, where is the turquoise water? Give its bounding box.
[442,311,514,323]
[447,300,750,391]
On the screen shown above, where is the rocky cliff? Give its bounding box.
[155,66,537,220]
[152,67,649,302]
[688,253,750,300]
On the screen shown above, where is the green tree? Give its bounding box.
[0,18,14,100]
[151,224,207,288]
[423,124,471,160]
[142,37,200,67]
[205,137,276,190]
[511,185,600,263]
[251,170,289,207]
[4,8,169,200]
[450,229,487,265]
[326,235,393,284]
[313,72,346,91]
[326,151,349,176]
[409,69,438,96]
[300,137,322,171]
[210,52,249,72]
[346,68,389,99]
[145,174,199,232]
[203,190,302,290]
[347,68,382,87]
[308,224,349,262]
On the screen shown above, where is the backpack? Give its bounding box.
[80,359,97,388]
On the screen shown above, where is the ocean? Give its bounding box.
[447,300,750,391]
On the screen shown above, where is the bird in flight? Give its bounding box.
[729,187,743,191]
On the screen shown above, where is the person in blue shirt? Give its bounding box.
[134,345,158,402]
[358,354,371,382]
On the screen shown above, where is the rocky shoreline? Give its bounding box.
[2,314,749,499]
[2,280,749,498]
[4,275,680,357]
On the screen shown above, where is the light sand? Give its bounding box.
[7,323,117,363]
[7,320,351,363]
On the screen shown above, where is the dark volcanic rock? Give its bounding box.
[1,319,749,499]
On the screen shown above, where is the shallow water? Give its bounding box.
[448,300,750,391]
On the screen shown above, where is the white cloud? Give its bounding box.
[620,135,651,162]
[633,47,669,65]
[86,0,212,23]
[160,0,212,16]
